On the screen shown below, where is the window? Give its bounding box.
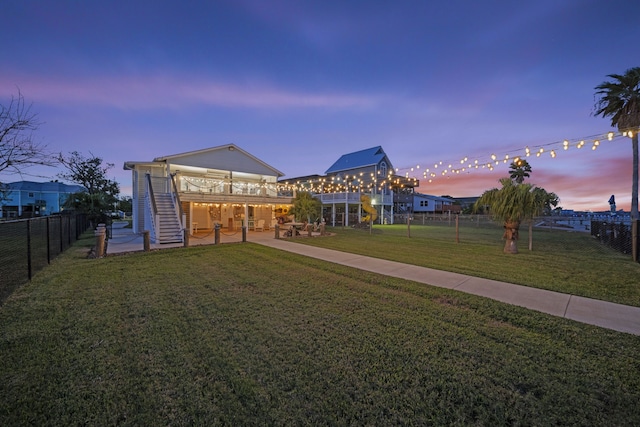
[379,161,387,177]
[420,200,429,207]
[28,192,34,198]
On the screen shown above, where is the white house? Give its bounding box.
[124,144,292,243]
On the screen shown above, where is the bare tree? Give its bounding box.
[0,91,55,177]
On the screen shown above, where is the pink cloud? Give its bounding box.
[0,72,379,111]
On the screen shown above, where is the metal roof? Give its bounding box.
[325,146,391,174]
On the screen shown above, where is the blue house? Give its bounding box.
[0,181,85,218]
[280,146,419,226]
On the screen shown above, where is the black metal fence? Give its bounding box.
[0,214,89,304]
[396,213,638,261]
[591,219,638,256]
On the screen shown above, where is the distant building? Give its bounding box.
[412,194,458,214]
[0,181,85,218]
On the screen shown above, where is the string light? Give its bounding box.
[391,128,634,186]
[271,129,634,194]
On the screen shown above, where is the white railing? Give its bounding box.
[145,174,159,242]
[170,174,185,232]
[316,192,393,205]
[144,194,157,243]
[179,175,278,197]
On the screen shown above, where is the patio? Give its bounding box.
[106,221,324,255]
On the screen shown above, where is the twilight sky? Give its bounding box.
[1,0,638,211]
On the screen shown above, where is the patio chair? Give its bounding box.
[254,219,265,232]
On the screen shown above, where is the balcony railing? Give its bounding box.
[316,192,393,205]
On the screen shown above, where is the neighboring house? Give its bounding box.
[280,146,417,226]
[279,146,472,224]
[411,193,458,214]
[124,144,290,244]
[0,181,85,218]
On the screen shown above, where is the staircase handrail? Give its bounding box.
[145,173,158,216]
[169,173,185,229]
[145,173,159,240]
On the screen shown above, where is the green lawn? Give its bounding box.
[1,234,639,425]
[294,224,640,307]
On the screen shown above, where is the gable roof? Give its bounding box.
[125,144,284,177]
[325,146,392,174]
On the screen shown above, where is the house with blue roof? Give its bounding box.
[0,181,85,218]
[280,146,419,226]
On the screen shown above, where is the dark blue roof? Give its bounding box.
[325,146,391,174]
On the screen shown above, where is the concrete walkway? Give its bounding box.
[106,223,640,336]
[256,239,640,336]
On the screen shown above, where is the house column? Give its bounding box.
[331,203,336,227]
[344,201,348,227]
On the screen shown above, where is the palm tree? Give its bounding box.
[508,159,532,184]
[594,67,640,261]
[290,191,321,224]
[474,178,558,254]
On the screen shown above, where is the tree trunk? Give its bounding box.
[631,134,638,262]
[503,220,520,254]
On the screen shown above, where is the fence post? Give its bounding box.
[242,226,247,242]
[183,228,189,247]
[215,223,221,245]
[59,215,64,252]
[275,224,280,239]
[67,215,72,247]
[46,216,51,264]
[95,224,107,257]
[407,215,411,238]
[27,220,32,281]
[455,214,459,243]
[143,230,150,252]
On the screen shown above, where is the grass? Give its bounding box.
[293,223,640,307]
[1,233,639,425]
